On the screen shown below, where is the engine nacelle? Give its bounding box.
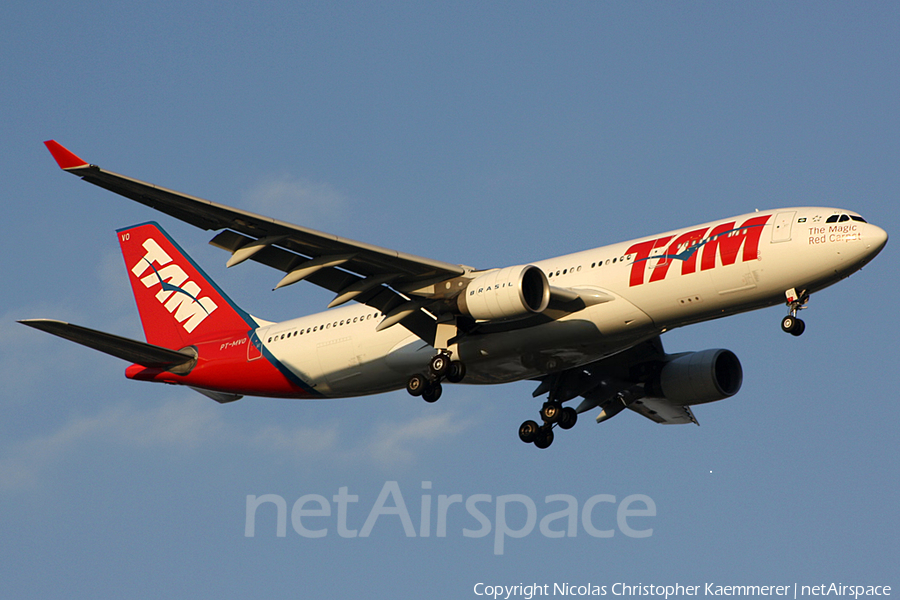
[654,349,743,405]
[457,265,550,321]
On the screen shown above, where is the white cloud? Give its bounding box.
[240,174,348,229]
[0,398,225,491]
[0,393,475,492]
[248,422,340,457]
[363,413,473,466]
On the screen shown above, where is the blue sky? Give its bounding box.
[2,2,898,598]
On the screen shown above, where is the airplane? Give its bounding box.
[21,140,888,449]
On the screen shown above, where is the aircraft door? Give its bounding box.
[248,330,263,361]
[771,211,796,243]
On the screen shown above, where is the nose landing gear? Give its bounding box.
[781,315,805,336]
[782,288,809,337]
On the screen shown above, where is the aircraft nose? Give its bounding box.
[866,223,888,254]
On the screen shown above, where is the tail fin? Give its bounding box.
[118,222,257,348]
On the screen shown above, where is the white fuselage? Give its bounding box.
[253,207,886,398]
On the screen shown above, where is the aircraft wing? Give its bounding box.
[44,141,468,343]
[19,319,196,370]
[534,337,702,426]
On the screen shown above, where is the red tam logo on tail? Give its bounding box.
[129,236,218,333]
[118,222,254,348]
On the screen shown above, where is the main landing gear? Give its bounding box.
[406,350,466,403]
[781,288,809,337]
[518,400,578,450]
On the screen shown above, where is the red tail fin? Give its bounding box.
[118,222,256,348]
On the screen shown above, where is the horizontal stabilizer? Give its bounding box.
[19,319,196,370]
[190,387,243,404]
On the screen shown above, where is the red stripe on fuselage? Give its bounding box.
[125,329,315,398]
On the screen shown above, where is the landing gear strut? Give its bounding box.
[406,350,465,403]
[782,288,809,337]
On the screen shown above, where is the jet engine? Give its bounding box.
[649,349,743,405]
[456,265,550,321]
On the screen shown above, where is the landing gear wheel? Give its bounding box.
[781,315,795,333]
[429,353,451,378]
[781,315,805,336]
[534,427,554,449]
[446,361,466,383]
[557,406,578,430]
[518,420,541,443]
[422,382,442,403]
[406,373,427,397]
[540,401,562,424]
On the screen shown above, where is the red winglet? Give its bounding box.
[44,140,89,170]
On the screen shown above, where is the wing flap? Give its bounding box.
[19,319,196,370]
[208,228,439,343]
[628,398,699,425]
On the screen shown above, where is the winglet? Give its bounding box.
[44,140,89,170]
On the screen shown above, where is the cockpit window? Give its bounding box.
[826,213,867,224]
